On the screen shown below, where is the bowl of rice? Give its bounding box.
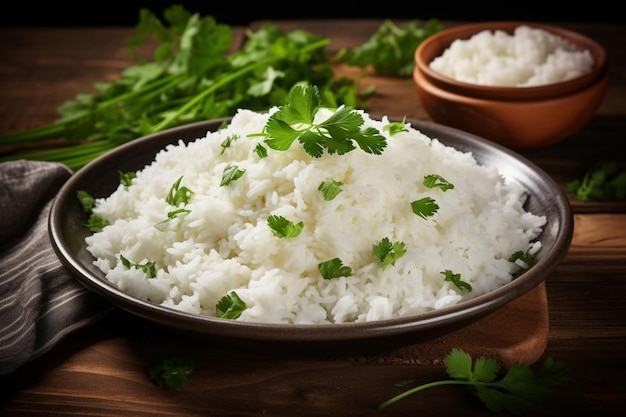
[49,85,573,344]
[413,21,609,150]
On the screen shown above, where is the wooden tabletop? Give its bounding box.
[1,20,625,416]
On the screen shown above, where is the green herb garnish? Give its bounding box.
[166,176,194,206]
[219,134,239,155]
[509,248,536,268]
[383,119,409,136]
[220,164,246,186]
[441,269,472,292]
[154,208,192,231]
[318,179,343,200]
[120,254,157,278]
[149,355,194,391]
[373,237,407,269]
[318,258,352,279]
[379,348,570,415]
[423,174,454,191]
[263,84,387,158]
[76,189,109,231]
[118,171,136,187]
[216,291,247,319]
[267,214,303,238]
[411,197,439,219]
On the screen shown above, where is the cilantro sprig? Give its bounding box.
[216,291,247,319]
[373,237,407,269]
[441,269,472,292]
[379,348,570,415]
[262,84,387,158]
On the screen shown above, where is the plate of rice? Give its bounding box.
[49,85,573,342]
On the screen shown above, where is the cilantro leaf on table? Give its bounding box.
[379,348,570,415]
[149,355,194,390]
[263,84,387,157]
[566,161,626,201]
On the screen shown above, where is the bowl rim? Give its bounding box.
[415,21,608,101]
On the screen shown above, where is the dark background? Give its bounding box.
[1,1,624,26]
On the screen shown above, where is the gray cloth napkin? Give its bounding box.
[0,160,113,375]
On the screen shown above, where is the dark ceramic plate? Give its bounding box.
[49,118,573,343]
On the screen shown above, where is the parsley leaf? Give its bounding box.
[411,197,439,219]
[379,348,570,415]
[318,258,352,279]
[216,291,247,319]
[318,180,343,200]
[263,84,387,157]
[76,189,109,231]
[373,237,407,269]
[267,214,304,238]
[149,355,194,391]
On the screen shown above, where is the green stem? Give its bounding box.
[150,38,330,133]
[378,380,472,409]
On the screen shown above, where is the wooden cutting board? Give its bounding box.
[344,282,549,368]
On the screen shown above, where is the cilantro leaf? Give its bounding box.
[264,85,387,157]
[318,180,343,200]
[118,170,136,187]
[154,208,192,231]
[379,348,570,415]
[318,258,352,279]
[383,119,409,136]
[220,164,246,186]
[166,176,194,206]
[267,214,304,238]
[216,291,247,319]
[441,269,472,292]
[373,237,407,269]
[149,355,194,391]
[423,174,454,191]
[411,197,439,219]
[120,254,157,278]
[566,161,626,201]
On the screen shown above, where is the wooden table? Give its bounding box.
[1,20,625,416]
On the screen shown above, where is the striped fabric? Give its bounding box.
[0,160,113,375]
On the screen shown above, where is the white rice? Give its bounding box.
[85,107,546,324]
[429,25,594,87]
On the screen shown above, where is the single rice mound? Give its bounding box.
[85,107,546,324]
[429,25,594,87]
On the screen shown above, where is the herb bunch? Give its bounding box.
[0,4,364,170]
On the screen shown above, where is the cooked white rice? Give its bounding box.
[85,107,546,324]
[429,25,594,87]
